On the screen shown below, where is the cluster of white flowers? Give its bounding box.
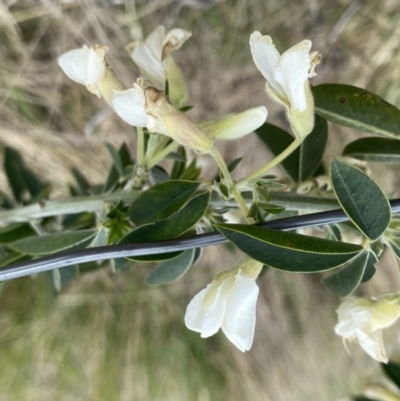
[58,27,322,352]
[58,27,320,155]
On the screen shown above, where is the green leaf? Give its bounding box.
[0,223,36,244]
[104,143,133,192]
[129,180,200,226]
[0,251,30,267]
[170,147,187,179]
[4,147,48,203]
[150,166,170,184]
[145,249,196,285]
[227,157,243,173]
[166,152,187,162]
[121,192,210,261]
[215,224,362,272]
[179,105,194,112]
[71,167,91,196]
[322,250,369,296]
[361,250,378,283]
[313,84,400,139]
[258,203,286,214]
[105,143,124,176]
[343,137,400,163]
[330,159,391,240]
[255,116,328,182]
[8,229,97,255]
[382,360,400,390]
[50,265,79,292]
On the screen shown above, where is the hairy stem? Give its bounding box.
[209,146,252,222]
[236,137,303,189]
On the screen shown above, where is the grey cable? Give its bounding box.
[1,199,400,282]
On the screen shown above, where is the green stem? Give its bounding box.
[148,141,179,168]
[208,146,252,222]
[137,127,146,166]
[145,133,160,163]
[210,191,340,211]
[236,137,303,189]
[0,191,140,225]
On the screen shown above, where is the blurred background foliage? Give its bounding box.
[1,0,400,400]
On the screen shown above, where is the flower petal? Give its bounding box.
[221,272,259,352]
[145,26,165,58]
[164,57,188,107]
[184,287,209,333]
[85,46,107,84]
[273,40,312,112]
[200,106,268,141]
[355,328,388,363]
[201,276,235,338]
[163,28,191,59]
[249,32,284,96]
[58,48,88,85]
[111,87,148,127]
[127,40,165,87]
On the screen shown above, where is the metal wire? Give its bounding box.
[1,198,400,282]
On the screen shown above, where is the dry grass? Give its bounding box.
[1,0,400,400]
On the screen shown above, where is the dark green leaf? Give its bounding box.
[330,159,391,240]
[104,143,133,192]
[258,203,286,214]
[122,192,210,261]
[361,250,378,283]
[247,203,259,219]
[0,223,36,244]
[227,157,243,173]
[62,212,96,230]
[327,225,342,241]
[170,147,186,179]
[129,180,200,226]
[4,147,47,203]
[166,152,187,162]
[8,229,97,255]
[71,167,91,196]
[150,166,170,184]
[255,116,328,182]
[0,251,30,267]
[179,160,201,181]
[343,137,400,163]
[219,183,229,198]
[179,105,194,112]
[382,360,400,390]
[313,84,400,139]
[105,143,124,176]
[215,224,362,272]
[322,250,369,296]
[145,249,195,285]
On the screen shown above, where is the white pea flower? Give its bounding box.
[250,31,321,139]
[112,79,267,153]
[335,294,400,363]
[199,106,268,141]
[184,258,263,352]
[58,45,123,104]
[126,26,191,107]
